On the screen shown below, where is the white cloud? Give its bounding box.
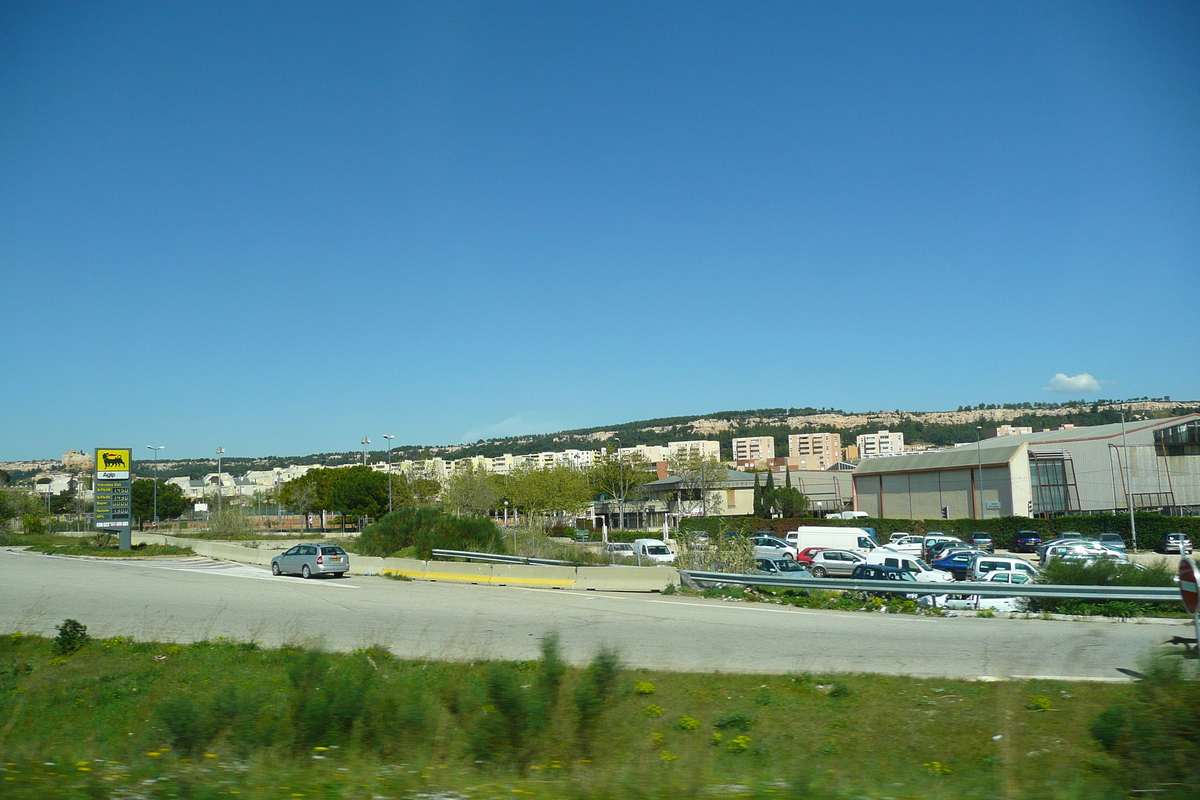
[1043,373,1103,394]
[459,414,558,444]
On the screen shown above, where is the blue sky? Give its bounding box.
[2,1,1197,461]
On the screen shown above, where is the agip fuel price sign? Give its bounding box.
[94,448,132,528]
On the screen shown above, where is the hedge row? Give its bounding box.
[677,513,1199,552]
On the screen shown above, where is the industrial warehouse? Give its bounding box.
[851,414,1200,519]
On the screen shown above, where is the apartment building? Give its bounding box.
[731,436,775,462]
[993,425,1034,437]
[787,432,842,471]
[667,440,721,461]
[856,430,904,457]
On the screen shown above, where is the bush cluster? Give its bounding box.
[356,506,507,559]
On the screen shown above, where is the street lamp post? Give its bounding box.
[146,445,164,527]
[215,447,225,510]
[976,426,984,519]
[1120,410,1139,551]
[361,437,371,467]
[383,434,395,514]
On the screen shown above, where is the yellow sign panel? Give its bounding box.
[97,449,131,471]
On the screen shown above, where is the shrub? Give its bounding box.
[357,506,507,559]
[574,646,621,756]
[1089,656,1200,795]
[52,619,90,655]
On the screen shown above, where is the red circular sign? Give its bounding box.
[1179,558,1199,615]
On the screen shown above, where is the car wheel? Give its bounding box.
[811,566,826,577]
[302,565,311,579]
[271,562,281,576]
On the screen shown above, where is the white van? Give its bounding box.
[631,539,676,565]
[866,548,953,582]
[826,511,869,520]
[785,526,879,555]
[969,555,1039,582]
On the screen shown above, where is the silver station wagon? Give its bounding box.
[271,543,350,578]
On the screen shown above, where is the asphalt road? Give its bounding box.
[1,548,1186,681]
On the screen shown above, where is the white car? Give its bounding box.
[866,548,953,582]
[886,536,925,556]
[604,542,636,560]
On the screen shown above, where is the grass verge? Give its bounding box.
[1,627,1194,798]
[0,532,193,557]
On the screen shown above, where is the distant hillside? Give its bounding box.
[6,398,1195,482]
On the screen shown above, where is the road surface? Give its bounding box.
[1,548,1184,681]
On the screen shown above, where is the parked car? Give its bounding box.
[865,549,953,582]
[750,535,798,560]
[968,555,1039,582]
[806,549,866,577]
[795,546,828,565]
[922,534,961,561]
[755,557,810,576]
[1097,533,1126,553]
[1162,532,1194,555]
[850,564,920,597]
[1013,531,1042,553]
[604,542,636,560]
[928,540,978,562]
[1041,542,1124,566]
[969,532,995,553]
[932,550,979,581]
[886,535,925,556]
[271,543,350,578]
[981,570,1033,585]
[888,532,913,544]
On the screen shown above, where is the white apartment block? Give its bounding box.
[667,440,721,461]
[788,432,842,470]
[732,436,774,462]
[856,430,904,458]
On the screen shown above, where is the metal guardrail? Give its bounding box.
[430,549,575,567]
[679,570,1180,603]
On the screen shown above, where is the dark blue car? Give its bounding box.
[1013,531,1042,553]
[932,551,976,581]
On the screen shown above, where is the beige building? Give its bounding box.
[993,425,1033,437]
[732,436,775,462]
[788,432,842,471]
[856,430,904,457]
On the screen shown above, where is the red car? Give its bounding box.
[795,546,828,565]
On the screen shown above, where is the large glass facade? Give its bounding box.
[1155,420,1200,456]
[1029,452,1079,516]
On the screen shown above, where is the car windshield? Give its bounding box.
[646,546,671,555]
[776,561,805,572]
[321,547,342,555]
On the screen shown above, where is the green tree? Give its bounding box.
[329,466,390,521]
[753,473,765,518]
[279,468,342,522]
[588,452,654,530]
[444,462,500,516]
[131,479,189,530]
[508,465,593,528]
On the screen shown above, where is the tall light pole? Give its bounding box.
[383,434,395,514]
[612,437,624,530]
[146,445,164,527]
[215,447,225,510]
[975,426,984,519]
[1120,410,1138,551]
[361,437,371,467]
